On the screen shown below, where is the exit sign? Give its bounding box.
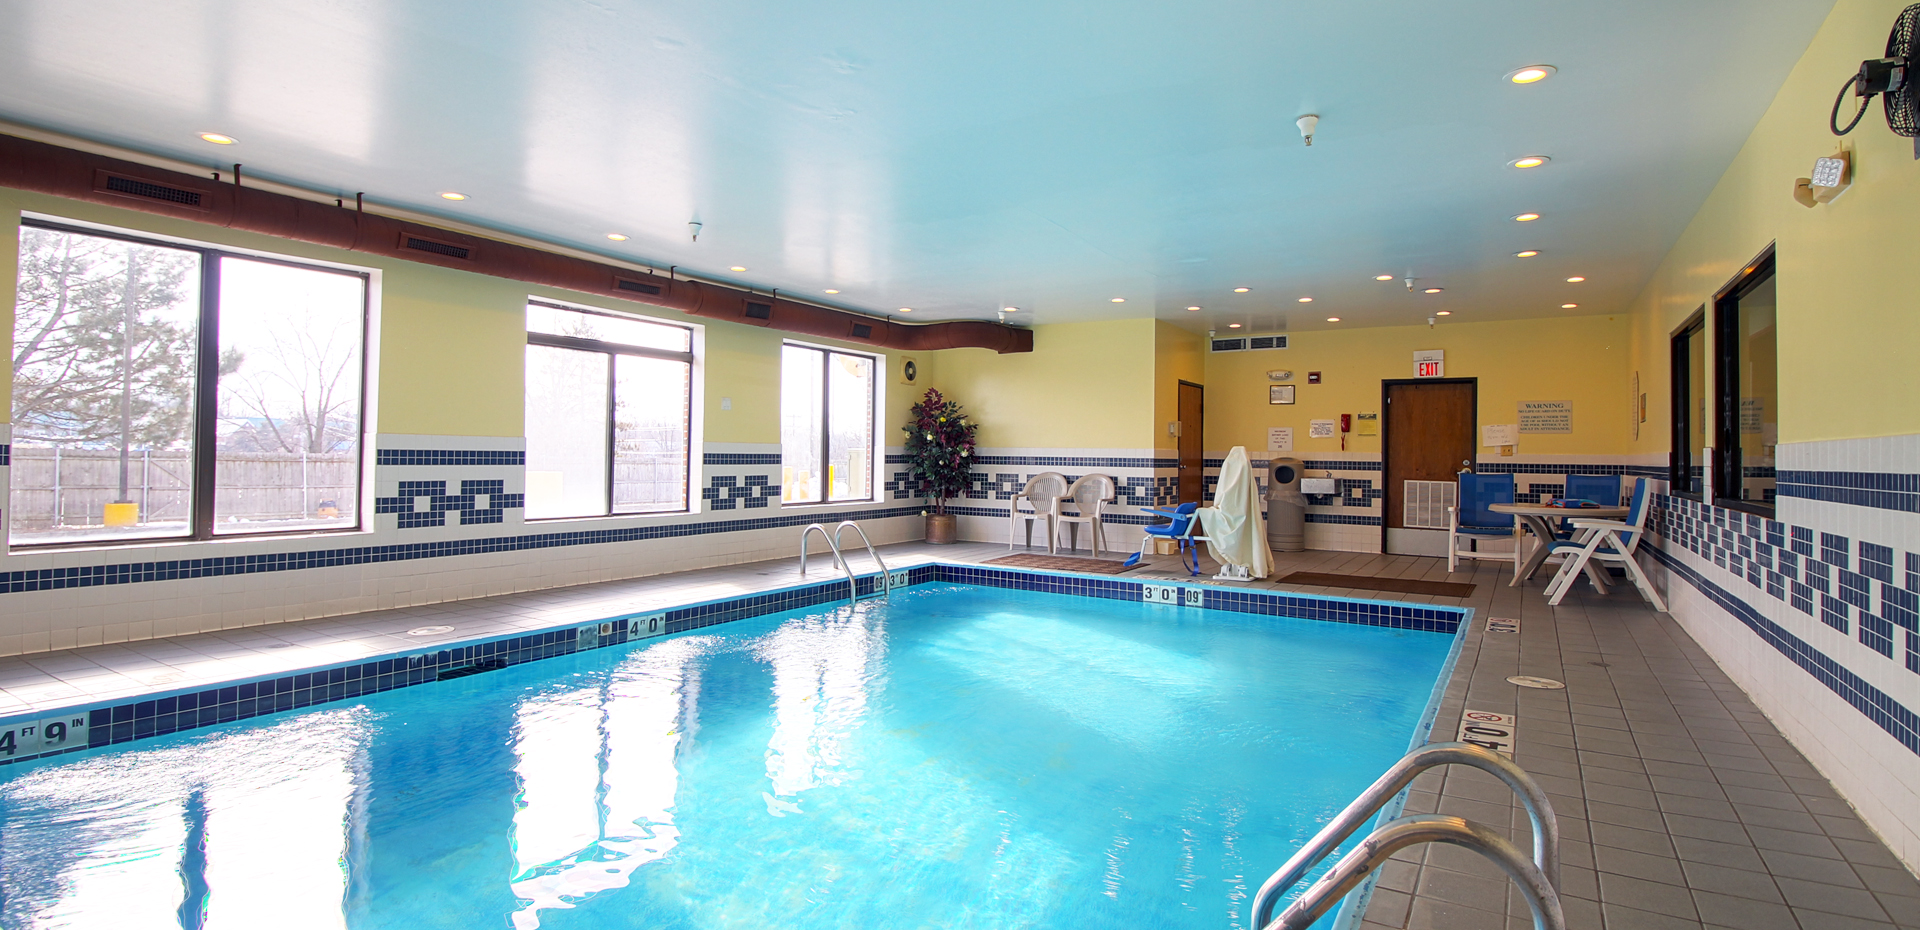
[1415,350,1445,378]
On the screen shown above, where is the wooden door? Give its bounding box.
[1177,381,1204,502]
[1383,379,1476,539]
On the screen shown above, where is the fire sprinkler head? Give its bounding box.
[688,220,703,242]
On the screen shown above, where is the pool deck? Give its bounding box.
[2,540,1916,929]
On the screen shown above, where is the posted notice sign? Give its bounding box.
[1518,400,1572,433]
[1267,427,1293,452]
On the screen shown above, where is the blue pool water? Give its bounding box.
[0,584,1455,930]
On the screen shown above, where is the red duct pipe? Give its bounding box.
[0,133,1033,354]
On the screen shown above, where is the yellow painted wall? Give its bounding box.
[1625,0,1920,450]
[1,188,904,444]
[1154,321,1205,449]
[929,318,1155,449]
[1204,315,1633,457]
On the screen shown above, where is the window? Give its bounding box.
[523,301,692,519]
[9,221,367,547]
[780,344,876,503]
[1669,310,1707,499]
[1713,248,1777,515]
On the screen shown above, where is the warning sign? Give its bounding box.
[1518,400,1572,434]
[1456,709,1516,757]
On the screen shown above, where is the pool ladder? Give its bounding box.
[800,521,893,606]
[1251,742,1565,930]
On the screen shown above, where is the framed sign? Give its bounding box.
[1269,384,1296,404]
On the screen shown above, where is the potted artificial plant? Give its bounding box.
[903,388,977,544]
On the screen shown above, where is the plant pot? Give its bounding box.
[925,513,958,545]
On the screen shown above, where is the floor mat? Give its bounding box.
[1278,571,1476,598]
[983,553,1138,574]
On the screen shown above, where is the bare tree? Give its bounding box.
[218,311,360,454]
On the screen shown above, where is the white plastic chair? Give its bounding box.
[1008,472,1069,552]
[1055,474,1117,556]
[1543,478,1666,610]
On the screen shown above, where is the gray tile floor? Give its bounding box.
[1,537,1915,929]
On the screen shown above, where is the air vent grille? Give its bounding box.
[850,323,873,339]
[402,236,471,260]
[745,301,773,320]
[1403,480,1458,530]
[615,277,662,295]
[102,175,204,208]
[1211,334,1289,352]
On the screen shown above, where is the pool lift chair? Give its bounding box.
[1122,502,1203,574]
[799,520,893,606]
[1250,742,1565,930]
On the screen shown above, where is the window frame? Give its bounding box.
[11,217,372,550]
[780,341,880,506]
[523,298,696,520]
[1710,245,1777,518]
[1668,308,1707,502]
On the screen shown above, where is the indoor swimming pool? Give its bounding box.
[0,581,1460,930]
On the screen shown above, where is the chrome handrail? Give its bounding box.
[833,521,891,601]
[1263,814,1565,930]
[1250,742,1558,930]
[800,523,857,605]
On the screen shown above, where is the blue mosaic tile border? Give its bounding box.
[1307,513,1384,526]
[965,455,1176,469]
[0,505,923,596]
[0,444,9,467]
[1778,470,1920,515]
[942,505,1157,526]
[0,562,1463,767]
[376,449,524,467]
[705,452,783,466]
[1651,546,1919,756]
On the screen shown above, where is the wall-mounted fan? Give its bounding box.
[1831,2,1920,158]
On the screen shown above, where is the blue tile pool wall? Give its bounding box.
[0,562,1463,767]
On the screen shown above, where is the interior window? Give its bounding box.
[780,344,876,504]
[1669,311,1707,498]
[9,221,367,547]
[1713,249,1777,514]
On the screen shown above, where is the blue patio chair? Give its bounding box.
[1123,502,1202,574]
[1543,478,1666,610]
[1448,473,1517,573]
[1556,473,1625,535]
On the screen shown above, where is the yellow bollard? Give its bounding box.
[102,502,139,526]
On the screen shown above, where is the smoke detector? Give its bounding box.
[1296,114,1319,146]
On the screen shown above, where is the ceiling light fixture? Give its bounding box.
[1515,250,1540,258]
[824,289,840,294]
[1297,297,1313,303]
[1561,303,1578,309]
[1233,287,1250,293]
[1436,310,1452,316]
[438,191,467,201]
[1325,316,1341,322]
[1375,274,1394,281]
[1424,287,1444,294]
[198,132,237,145]
[605,233,629,241]
[1506,65,1558,85]
[1508,156,1551,169]
[729,266,747,272]
[1513,213,1541,222]
[1566,276,1585,283]
[899,307,914,313]
[1110,297,1126,303]
[1186,305,1201,311]
[1228,323,1242,328]
[1003,306,1019,312]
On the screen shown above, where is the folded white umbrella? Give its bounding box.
[1195,446,1274,579]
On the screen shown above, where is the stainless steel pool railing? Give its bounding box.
[1250,741,1563,930]
[799,521,891,606]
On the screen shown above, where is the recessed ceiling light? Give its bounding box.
[899,307,914,313]
[729,266,747,272]
[1561,303,1578,309]
[1566,276,1585,283]
[1506,65,1558,85]
[1436,310,1452,316]
[1228,323,1242,328]
[1508,156,1550,169]
[823,289,840,294]
[1424,287,1444,294]
[1515,250,1540,258]
[1325,316,1341,322]
[1002,306,1019,312]
[605,233,629,241]
[1233,287,1251,293]
[1186,305,1201,311]
[1110,297,1126,303]
[198,132,237,145]
[1513,213,1541,222]
[1297,297,1313,303]
[1374,274,1394,281]
[439,191,468,201]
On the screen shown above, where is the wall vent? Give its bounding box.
[400,235,472,260]
[1403,480,1458,529]
[744,301,773,320]
[1212,334,1289,352]
[95,172,208,210]
[850,323,873,339]
[614,276,662,295]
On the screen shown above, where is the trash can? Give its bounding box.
[1267,457,1306,552]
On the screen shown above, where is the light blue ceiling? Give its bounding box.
[0,0,1833,332]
